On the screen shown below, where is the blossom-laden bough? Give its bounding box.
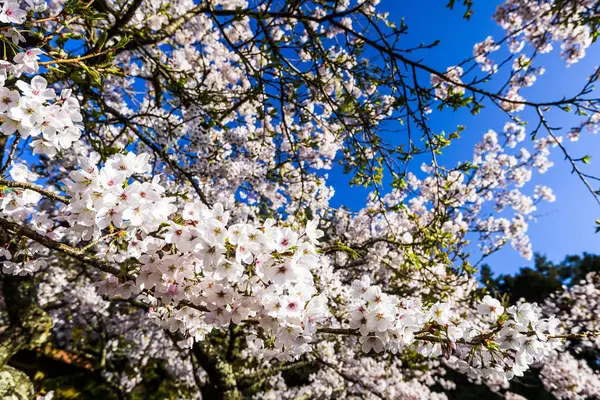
[1,0,600,399]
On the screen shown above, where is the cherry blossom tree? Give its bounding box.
[0,0,600,398]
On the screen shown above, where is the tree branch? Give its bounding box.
[0,217,121,276]
[0,179,69,204]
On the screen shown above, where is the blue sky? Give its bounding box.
[327,0,600,274]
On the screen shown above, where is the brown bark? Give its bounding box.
[0,274,53,397]
[192,341,241,400]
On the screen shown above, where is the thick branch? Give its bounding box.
[0,217,121,276]
[0,276,52,366]
[192,340,241,400]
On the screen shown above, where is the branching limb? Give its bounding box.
[0,179,69,204]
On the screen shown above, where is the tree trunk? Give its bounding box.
[192,341,241,400]
[0,275,53,397]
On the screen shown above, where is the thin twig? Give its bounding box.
[0,133,21,176]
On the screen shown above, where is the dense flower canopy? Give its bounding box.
[0,0,600,399]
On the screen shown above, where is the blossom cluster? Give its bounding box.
[465,0,598,113]
[542,272,600,351]
[0,74,83,155]
[539,352,600,400]
[431,66,465,100]
[473,36,500,72]
[0,1,82,155]
[1,162,52,274]
[40,152,326,359]
[0,0,46,25]
[345,277,562,383]
[494,0,595,65]
[63,152,174,240]
[265,339,451,399]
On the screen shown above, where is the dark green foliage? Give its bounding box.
[480,253,600,304]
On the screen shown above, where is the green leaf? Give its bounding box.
[96,31,108,50]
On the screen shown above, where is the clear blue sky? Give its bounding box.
[327,0,600,275]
